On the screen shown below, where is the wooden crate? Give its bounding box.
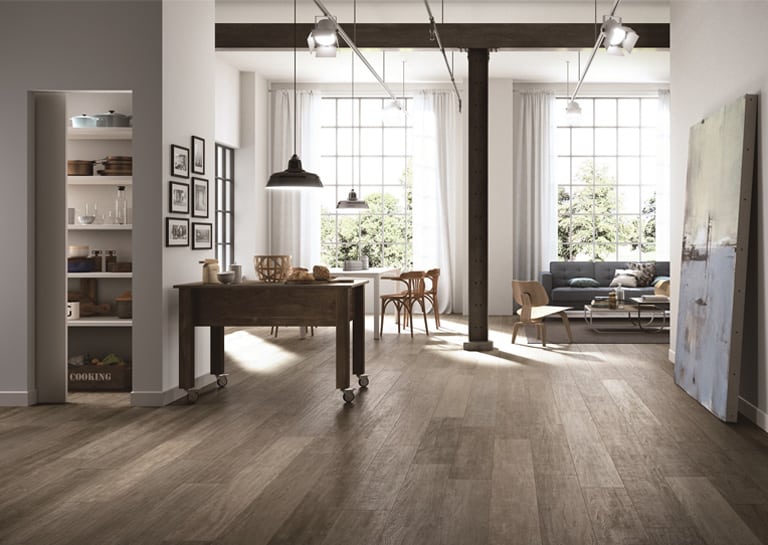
[67,364,131,391]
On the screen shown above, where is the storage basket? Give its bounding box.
[254,255,292,283]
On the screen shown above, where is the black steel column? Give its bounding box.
[463,48,494,352]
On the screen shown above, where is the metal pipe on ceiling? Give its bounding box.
[423,0,462,112]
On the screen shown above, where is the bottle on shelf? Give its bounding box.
[616,283,624,305]
[115,185,128,225]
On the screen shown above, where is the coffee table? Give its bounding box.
[583,298,669,333]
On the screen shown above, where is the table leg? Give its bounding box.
[372,274,381,340]
[178,289,195,390]
[353,284,365,377]
[210,326,225,377]
[335,289,351,390]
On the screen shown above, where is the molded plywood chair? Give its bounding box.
[511,280,573,347]
[424,268,441,329]
[380,271,430,338]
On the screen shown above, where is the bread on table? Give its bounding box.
[313,265,331,281]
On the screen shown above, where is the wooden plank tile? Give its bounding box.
[601,379,661,429]
[645,527,706,545]
[530,423,577,476]
[489,439,542,545]
[582,487,651,545]
[413,418,463,465]
[450,426,494,480]
[379,464,451,545]
[434,373,474,418]
[462,369,498,427]
[560,410,623,487]
[536,474,596,545]
[319,510,389,545]
[440,479,491,545]
[345,445,418,510]
[666,476,762,545]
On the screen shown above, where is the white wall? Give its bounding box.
[670,1,768,429]
[234,71,270,272]
[216,60,241,148]
[156,0,216,402]
[0,0,163,406]
[488,79,515,315]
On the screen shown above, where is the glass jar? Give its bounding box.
[115,185,127,225]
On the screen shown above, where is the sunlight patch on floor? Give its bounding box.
[225,330,300,374]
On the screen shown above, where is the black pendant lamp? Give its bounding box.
[267,0,323,190]
[337,0,368,210]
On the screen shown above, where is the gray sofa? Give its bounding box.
[540,261,670,308]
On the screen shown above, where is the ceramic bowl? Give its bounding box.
[77,215,96,224]
[217,271,235,284]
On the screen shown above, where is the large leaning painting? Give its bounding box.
[675,94,757,422]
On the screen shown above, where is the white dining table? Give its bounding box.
[330,266,399,340]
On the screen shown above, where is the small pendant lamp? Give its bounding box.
[267,0,323,189]
[337,0,368,210]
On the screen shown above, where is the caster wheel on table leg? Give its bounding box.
[216,374,229,388]
[187,390,200,403]
[342,388,355,403]
[358,374,370,388]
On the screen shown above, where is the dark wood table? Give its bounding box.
[174,280,368,403]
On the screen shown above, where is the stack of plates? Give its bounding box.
[67,160,94,176]
[98,156,132,176]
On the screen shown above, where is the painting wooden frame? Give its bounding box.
[171,144,189,178]
[165,217,189,247]
[168,180,189,214]
[192,222,213,250]
[191,135,205,175]
[192,177,209,218]
[675,94,758,422]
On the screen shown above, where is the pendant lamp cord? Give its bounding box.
[353,0,357,194]
[293,0,297,155]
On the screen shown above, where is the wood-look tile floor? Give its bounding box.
[2,315,768,545]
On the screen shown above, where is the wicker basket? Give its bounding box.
[254,255,292,283]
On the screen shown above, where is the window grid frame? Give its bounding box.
[556,96,657,262]
[214,143,235,267]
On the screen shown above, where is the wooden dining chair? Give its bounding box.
[511,280,573,347]
[424,268,441,329]
[380,271,430,338]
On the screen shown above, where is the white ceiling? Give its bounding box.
[217,48,669,85]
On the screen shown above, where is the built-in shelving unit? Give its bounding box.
[66,93,133,393]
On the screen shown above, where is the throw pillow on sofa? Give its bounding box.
[568,277,600,288]
[610,269,638,288]
[628,261,656,287]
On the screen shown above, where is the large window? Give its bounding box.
[319,97,412,269]
[215,144,234,266]
[555,97,658,261]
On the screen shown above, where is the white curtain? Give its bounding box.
[512,89,556,280]
[656,89,671,260]
[268,89,322,268]
[412,90,462,314]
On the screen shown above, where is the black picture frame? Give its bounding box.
[171,144,189,178]
[192,177,209,218]
[191,135,205,175]
[168,181,189,214]
[165,217,189,247]
[192,222,213,250]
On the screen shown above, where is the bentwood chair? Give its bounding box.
[424,268,441,329]
[511,280,573,347]
[380,271,430,338]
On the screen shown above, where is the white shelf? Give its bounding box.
[67,176,132,186]
[67,127,132,140]
[68,316,132,327]
[68,272,132,279]
[68,224,132,231]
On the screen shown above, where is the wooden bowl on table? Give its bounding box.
[254,255,292,283]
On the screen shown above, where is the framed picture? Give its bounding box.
[165,217,189,247]
[168,181,189,214]
[191,135,205,175]
[171,144,189,178]
[192,177,209,218]
[192,222,213,250]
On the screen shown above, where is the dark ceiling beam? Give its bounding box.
[216,22,669,50]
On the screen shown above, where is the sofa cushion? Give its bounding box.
[568,277,600,288]
[628,261,656,287]
[610,269,639,287]
[550,261,595,288]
